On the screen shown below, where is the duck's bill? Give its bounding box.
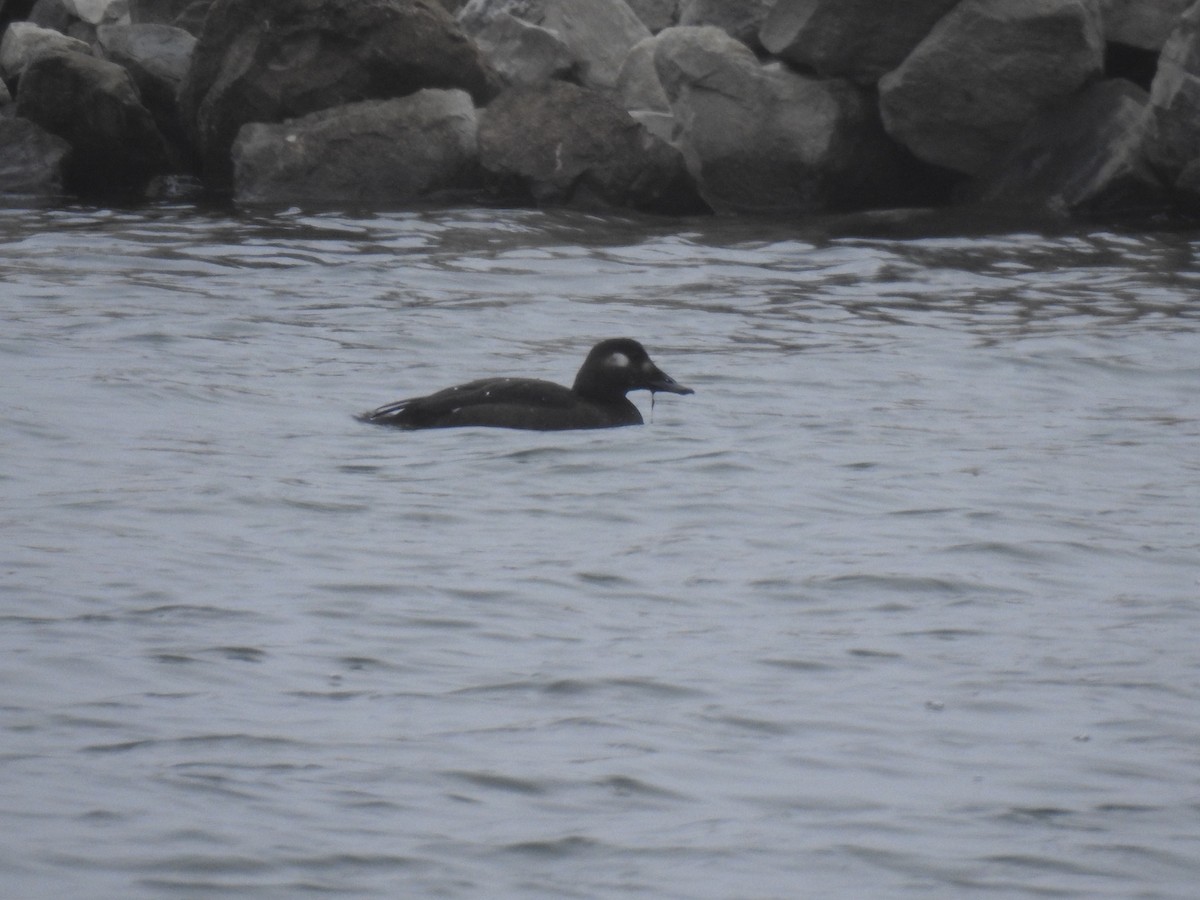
[647,370,694,395]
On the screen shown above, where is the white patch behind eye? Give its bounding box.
[607,352,631,367]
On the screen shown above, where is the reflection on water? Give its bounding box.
[1,206,1198,899]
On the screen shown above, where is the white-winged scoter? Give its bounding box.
[357,338,693,431]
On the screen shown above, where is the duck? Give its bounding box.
[357,338,693,431]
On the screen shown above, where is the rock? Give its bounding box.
[617,34,671,113]
[678,0,771,49]
[180,0,497,187]
[626,0,675,33]
[1101,0,1192,51]
[879,0,1105,176]
[759,0,960,85]
[967,79,1164,215]
[28,0,73,32]
[1143,3,1200,184]
[0,21,92,81]
[477,78,701,212]
[232,89,480,206]
[654,25,923,214]
[62,0,127,24]
[96,23,194,150]
[128,0,213,34]
[469,11,574,86]
[0,114,70,196]
[538,0,650,90]
[460,0,650,90]
[15,49,172,193]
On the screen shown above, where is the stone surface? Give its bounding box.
[469,11,574,86]
[96,22,195,149]
[879,0,1105,176]
[180,0,497,186]
[478,78,699,212]
[678,0,771,49]
[1101,0,1192,51]
[1143,2,1200,183]
[626,0,675,33]
[540,0,650,90]
[128,0,212,34]
[968,79,1164,215]
[654,25,922,214]
[15,49,172,192]
[0,114,70,195]
[232,89,480,206]
[460,0,650,90]
[0,21,91,81]
[617,34,671,112]
[63,0,127,24]
[28,0,73,32]
[759,0,960,85]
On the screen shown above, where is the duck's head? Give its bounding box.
[573,338,694,400]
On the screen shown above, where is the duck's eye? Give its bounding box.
[606,352,631,367]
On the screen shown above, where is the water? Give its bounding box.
[2,205,1198,899]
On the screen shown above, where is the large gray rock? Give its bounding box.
[968,79,1164,215]
[478,78,699,211]
[0,115,71,195]
[626,0,676,33]
[460,0,650,90]
[541,0,649,88]
[232,89,480,206]
[879,0,1105,176]
[678,0,771,49]
[128,0,213,34]
[96,23,194,148]
[1143,3,1200,183]
[15,49,172,192]
[469,11,574,86]
[180,0,497,186]
[654,25,919,214]
[759,0,960,85]
[63,0,126,24]
[1101,0,1192,51]
[0,21,91,81]
[28,0,73,32]
[617,33,671,112]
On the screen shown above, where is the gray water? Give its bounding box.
[2,205,1198,899]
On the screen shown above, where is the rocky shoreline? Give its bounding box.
[2,0,1200,223]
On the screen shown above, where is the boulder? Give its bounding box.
[1143,3,1200,183]
[469,11,574,86]
[617,34,671,113]
[460,0,650,90]
[540,0,649,88]
[678,0,771,50]
[967,79,1164,215]
[654,25,923,214]
[232,89,481,206]
[477,78,700,212]
[96,23,194,148]
[179,0,497,187]
[62,0,127,24]
[15,49,172,193]
[759,0,960,85]
[879,0,1105,176]
[1101,0,1192,51]
[28,0,73,32]
[626,0,676,33]
[0,114,70,196]
[0,21,91,81]
[128,0,213,34]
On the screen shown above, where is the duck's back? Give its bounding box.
[358,377,643,430]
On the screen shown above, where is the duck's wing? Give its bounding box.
[357,378,577,429]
